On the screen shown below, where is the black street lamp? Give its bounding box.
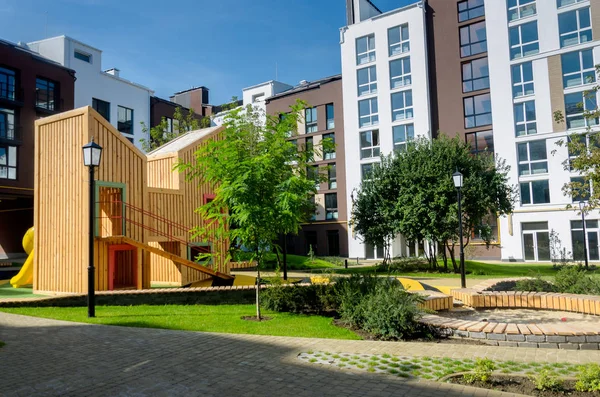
[453,171,466,288]
[82,138,103,318]
[579,200,589,270]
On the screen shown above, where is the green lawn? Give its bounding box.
[238,253,340,271]
[328,261,600,279]
[0,304,360,340]
[0,282,47,299]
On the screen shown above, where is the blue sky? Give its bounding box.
[0,0,416,105]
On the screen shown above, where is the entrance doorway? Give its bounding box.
[522,222,550,261]
[365,243,384,260]
[108,244,138,290]
[327,230,340,256]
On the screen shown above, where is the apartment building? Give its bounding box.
[0,39,75,258]
[341,0,433,259]
[266,76,348,257]
[341,0,600,262]
[25,36,153,148]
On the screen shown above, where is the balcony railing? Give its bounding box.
[0,124,22,143]
[0,82,23,105]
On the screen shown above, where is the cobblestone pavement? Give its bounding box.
[2,313,599,397]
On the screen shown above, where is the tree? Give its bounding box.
[177,101,324,319]
[140,106,204,152]
[351,135,515,271]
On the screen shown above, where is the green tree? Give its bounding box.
[140,106,204,152]
[177,101,325,319]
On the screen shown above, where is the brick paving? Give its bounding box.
[2,314,600,396]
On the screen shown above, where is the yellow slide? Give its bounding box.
[10,227,34,288]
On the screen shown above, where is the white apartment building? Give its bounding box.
[340,0,432,259]
[25,36,153,148]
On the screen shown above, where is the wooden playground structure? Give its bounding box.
[33,106,232,294]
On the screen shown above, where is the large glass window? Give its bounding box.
[508,0,536,22]
[326,104,335,130]
[0,67,16,101]
[570,176,591,202]
[464,93,492,128]
[305,107,317,133]
[512,62,534,98]
[117,106,134,136]
[558,8,592,48]
[514,100,537,136]
[92,98,110,122]
[357,66,377,97]
[390,57,411,89]
[328,164,337,190]
[393,124,414,152]
[323,133,335,160]
[0,145,16,180]
[358,98,379,128]
[565,91,599,129]
[466,130,494,155]
[462,57,489,93]
[562,49,595,88]
[391,90,413,122]
[325,193,338,220]
[460,21,487,58]
[74,50,91,63]
[388,24,410,56]
[307,165,320,190]
[522,222,550,261]
[360,129,380,159]
[458,0,485,22]
[517,140,547,176]
[509,21,539,59]
[361,163,375,181]
[571,219,600,261]
[356,34,376,65]
[0,108,15,141]
[520,180,550,204]
[35,77,57,111]
[557,0,586,7]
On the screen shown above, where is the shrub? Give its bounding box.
[332,274,382,325]
[531,369,563,391]
[386,258,429,273]
[514,276,556,293]
[261,282,334,314]
[463,358,496,384]
[575,363,600,392]
[554,266,600,295]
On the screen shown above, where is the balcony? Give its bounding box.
[0,124,22,144]
[35,93,64,115]
[0,82,24,107]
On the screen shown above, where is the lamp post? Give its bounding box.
[579,200,589,270]
[82,138,103,318]
[453,171,466,288]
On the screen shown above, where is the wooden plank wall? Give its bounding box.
[34,107,149,293]
[147,155,178,189]
[148,241,182,283]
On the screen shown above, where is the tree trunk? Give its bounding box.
[256,266,262,320]
[283,234,288,281]
[442,244,448,272]
[447,242,458,273]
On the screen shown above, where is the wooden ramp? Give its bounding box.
[99,236,234,280]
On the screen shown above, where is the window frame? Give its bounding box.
[325,193,338,220]
[507,0,537,22]
[328,163,337,190]
[509,21,539,60]
[514,100,537,136]
[356,34,376,65]
[388,24,410,56]
[92,98,111,122]
[561,49,595,88]
[459,21,487,58]
[360,129,380,159]
[0,107,16,141]
[323,133,336,160]
[458,0,485,22]
[326,104,335,130]
[517,140,548,176]
[570,176,591,202]
[512,61,535,98]
[464,93,492,128]
[358,98,379,128]
[391,90,414,122]
[520,179,550,205]
[357,66,377,97]
[305,107,318,133]
[392,124,414,152]
[389,57,412,90]
[0,67,16,101]
[117,105,134,136]
[35,77,57,111]
[361,163,375,181]
[462,57,490,93]
[0,144,17,180]
[466,130,494,155]
[74,50,92,63]
[565,91,599,130]
[558,7,592,48]
[557,0,586,7]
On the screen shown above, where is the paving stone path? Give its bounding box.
[1,313,599,397]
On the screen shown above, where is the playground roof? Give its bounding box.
[148,125,222,157]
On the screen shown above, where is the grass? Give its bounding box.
[236,253,340,271]
[0,304,360,340]
[0,282,47,299]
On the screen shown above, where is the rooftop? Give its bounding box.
[0,38,76,74]
[148,126,222,156]
[266,74,342,102]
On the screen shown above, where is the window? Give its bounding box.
[35,78,57,111]
[74,50,91,63]
[390,57,411,89]
[388,24,410,56]
[522,222,550,261]
[568,134,586,170]
[514,100,537,136]
[357,66,377,96]
[466,130,494,155]
[562,49,595,88]
[305,107,317,133]
[570,176,591,202]
[165,117,174,133]
[512,62,534,98]
[571,219,600,261]
[0,145,16,180]
[459,21,487,58]
[462,57,489,93]
[520,180,550,204]
[507,0,536,22]
[0,67,16,101]
[558,8,592,48]
[307,165,320,190]
[393,124,414,152]
[509,21,539,59]
[188,243,212,264]
[358,98,379,128]
[117,106,134,136]
[356,34,376,65]
[391,90,413,122]
[464,93,492,128]
[252,93,264,103]
[0,108,15,141]
[92,98,110,122]
[328,164,337,189]
[517,140,547,176]
[458,0,485,22]
[326,104,335,129]
[305,137,314,159]
[325,193,338,220]
[323,133,336,160]
[557,0,586,7]
[360,130,380,159]
[565,91,599,129]
[361,163,375,181]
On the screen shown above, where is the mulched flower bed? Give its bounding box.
[448,375,594,396]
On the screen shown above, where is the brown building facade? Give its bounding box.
[266,76,349,257]
[0,39,75,259]
[150,96,206,131]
